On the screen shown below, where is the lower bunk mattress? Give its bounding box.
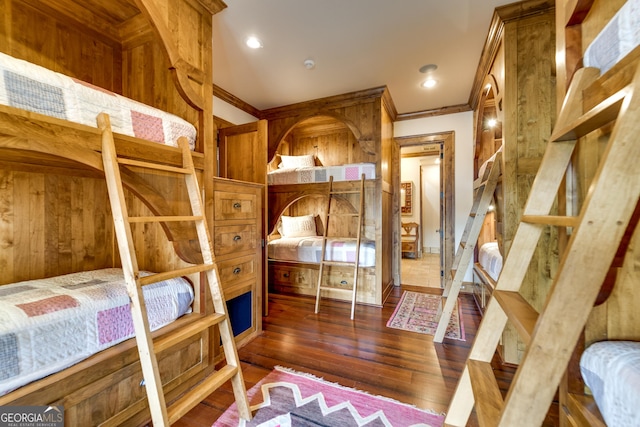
[580,340,640,427]
[267,163,375,185]
[478,241,502,282]
[0,268,194,396]
[268,236,375,267]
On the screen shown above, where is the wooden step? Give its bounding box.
[565,393,606,427]
[318,287,355,296]
[520,215,578,228]
[139,264,215,286]
[117,157,191,174]
[154,313,225,353]
[550,87,627,142]
[468,360,504,427]
[167,364,238,424]
[330,190,360,195]
[320,260,357,267]
[327,213,359,217]
[493,290,539,345]
[128,215,204,223]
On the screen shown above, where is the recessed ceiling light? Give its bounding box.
[245,36,263,49]
[487,118,498,127]
[421,78,437,88]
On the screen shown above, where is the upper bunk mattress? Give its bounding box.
[268,163,376,185]
[0,51,196,149]
[268,236,375,267]
[0,268,194,396]
[583,0,640,75]
[580,340,640,427]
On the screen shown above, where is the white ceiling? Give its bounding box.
[212,0,515,115]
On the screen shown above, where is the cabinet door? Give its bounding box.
[218,120,267,185]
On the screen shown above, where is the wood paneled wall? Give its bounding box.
[0,171,114,285]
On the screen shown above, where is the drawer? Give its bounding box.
[217,255,257,288]
[269,264,317,288]
[214,224,257,256]
[214,191,257,221]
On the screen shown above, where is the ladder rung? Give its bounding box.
[117,157,191,174]
[328,213,359,217]
[330,190,360,195]
[470,212,477,218]
[318,286,354,294]
[326,236,358,242]
[139,264,215,286]
[320,260,356,267]
[450,269,457,279]
[154,313,225,353]
[128,215,204,223]
[493,290,539,345]
[167,364,238,424]
[550,86,628,142]
[468,360,504,426]
[460,241,467,249]
[521,215,579,228]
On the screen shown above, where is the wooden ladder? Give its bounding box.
[434,150,501,343]
[315,174,366,320]
[444,66,640,427]
[98,113,251,426]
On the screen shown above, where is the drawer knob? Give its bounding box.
[233,235,242,241]
[233,202,241,209]
[340,280,348,285]
[233,267,241,275]
[283,273,290,278]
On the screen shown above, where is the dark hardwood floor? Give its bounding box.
[174,285,559,426]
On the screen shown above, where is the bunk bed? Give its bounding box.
[267,153,380,304]
[471,108,504,315]
[0,0,225,424]
[557,0,640,425]
[263,94,396,307]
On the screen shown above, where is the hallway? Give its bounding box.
[401,252,442,288]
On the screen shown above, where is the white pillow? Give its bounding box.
[280,215,317,238]
[278,154,315,169]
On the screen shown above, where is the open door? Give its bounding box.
[218,120,268,315]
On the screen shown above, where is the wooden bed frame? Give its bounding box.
[0,0,226,424]
[263,89,397,307]
[556,0,640,425]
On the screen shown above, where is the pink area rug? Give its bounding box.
[213,366,444,427]
[386,291,465,341]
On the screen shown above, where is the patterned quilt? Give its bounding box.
[0,52,196,149]
[0,268,194,396]
[267,163,376,185]
[584,0,640,75]
[580,340,640,427]
[268,236,376,267]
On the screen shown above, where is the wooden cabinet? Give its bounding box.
[213,177,264,347]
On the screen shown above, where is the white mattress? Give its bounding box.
[267,163,375,185]
[580,340,640,427]
[584,0,640,75]
[478,242,502,282]
[0,268,194,396]
[0,51,196,149]
[268,236,375,267]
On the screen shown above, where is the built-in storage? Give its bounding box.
[213,177,264,346]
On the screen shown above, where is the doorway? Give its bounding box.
[395,131,455,289]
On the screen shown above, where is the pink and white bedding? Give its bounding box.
[0,268,194,396]
[583,0,640,75]
[267,163,375,185]
[0,51,196,149]
[580,340,640,427]
[268,236,375,267]
[478,242,502,282]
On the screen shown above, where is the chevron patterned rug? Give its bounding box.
[213,366,444,427]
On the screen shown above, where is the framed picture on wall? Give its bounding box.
[401,181,413,215]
